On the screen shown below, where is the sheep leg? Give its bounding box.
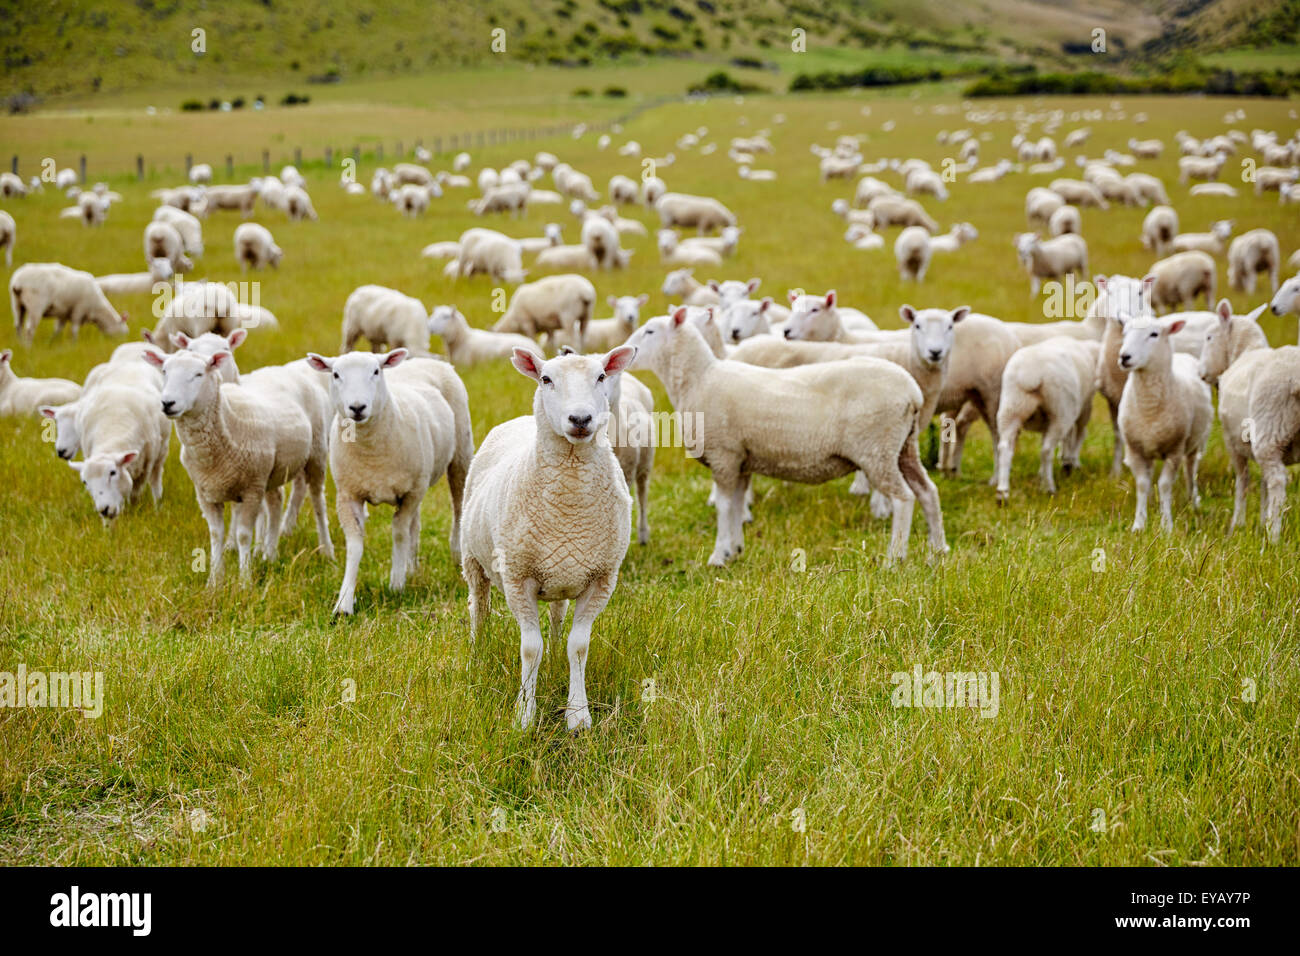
[849,471,871,496]
[503,578,543,728]
[407,506,422,572]
[1106,397,1124,477]
[566,573,616,731]
[708,473,741,567]
[233,495,263,581]
[445,457,467,562]
[259,485,284,561]
[464,556,491,643]
[635,468,651,546]
[1128,453,1152,532]
[149,453,165,504]
[898,430,946,555]
[1228,449,1250,533]
[1040,419,1070,494]
[333,495,367,616]
[1156,457,1179,532]
[306,463,334,560]
[390,492,423,592]
[1259,453,1289,544]
[281,475,307,536]
[1184,449,1202,510]
[994,418,1022,503]
[739,474,753,524]
[200,498,226,586]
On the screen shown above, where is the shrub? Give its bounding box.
[688,70,766,95]
[180,99,204,112]
[280,92,312,106]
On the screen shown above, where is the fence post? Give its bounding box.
[11,156,17,174]
[185,153,193,176]
[325,147,332,168]
[434,136,441,156]
[377,144,383,162]
[226,154,233,178]
[137,154,144,181]
[396,141,403,158]
[294,146,302,166]
[79,154,87,183]
[352,145,360,166]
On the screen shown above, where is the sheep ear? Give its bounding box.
[558,346,577,356]
[0,349,10,365]
[1216,299,1232,322]
[670,307,689,327]
[117,450,139,467]
[747,278,761,294]
[40,405,59,419]
[511,346,546,382]
[208,351,232,371]
[306,353,332,372]
[759,297,772,313]
[381,349,408,369]
[603,345,636,377]
[899,305,917,325]
[637,293,648,306]
[1167,319,1187,335]
[787,290,799,304]
[227,328,248,349]
[170,332,190,349]
[607,295,617,307]
[951,306,971,323]
[825,290,837,307]
[1094,275,1108,292]
[707,280,720,291]
[142,348,166,368]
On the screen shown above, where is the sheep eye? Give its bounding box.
[110,470,116,477]
[597,373,606,383]
[333,372,339,379]
[541,376,552,385]
[1149,332,1158,338]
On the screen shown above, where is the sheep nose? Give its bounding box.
[928,349,942,361]
[349,403,367,419]
[783,328,794,339]
[569,413,593,429]
[161,399,175,414]
[100,507,112,517]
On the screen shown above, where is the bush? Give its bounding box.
[789,65,944,92]
[573,87,593,97]
[688,70,766,95]
[964,67,1298,98]
[180,99,204,112]
[280,92,312,106]
[603,86,628,97]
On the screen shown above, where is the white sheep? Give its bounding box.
[661,268,720,307]
[654,192,736,234]
[994,337,1099,501]
[0,349,80,417]
[152,206,204,256]
[142,221,193,274]
[1141,206,1179,257]
[1172,219,1234,256]
[189,163,213,184]
[205,183,258,217]
[144,279,278,349]
[580,214,624,270]
[657,230,723,268]
[455,228,528,283]
[626,308,946,565]
[535,243,599,272]
[1049,179,1108,208]
[1227,228,1281,294]
[1149,251,1217,313]
[1117,315,1213,531]
[9,263,129,343]
[470,182,529,217]
[609,174,639,204]
[340,285,430,353]
[1245,346,1300,541]
[492,274,596,351]
[284,185,318,221]
[0,172,27,198]
[305,350,460,615]
[427,305,537,365]
[233,222,282,271]
[866,195,938,232]
[1025,187,1065,228]
[95,257,175,297]
[1048,205,1081,237]
[1013,233,1089,296]
[1178,153,1226,184]
[61,382,170,521]
[1125,172,1170,206]
[1270,274,1300,316]
[460,345,636,730]
[555,294,646,353]
[0,210,14,267]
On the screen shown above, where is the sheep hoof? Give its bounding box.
[567,706,592,732]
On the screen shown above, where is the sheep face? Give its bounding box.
[783,292,838,341]
[40,403,81,460]
[150,348,228,418]
[511,346,635,444]
[610,294,647,329]
[661,268,693,297]
[901,305,969,368]
[427,306,458,337]
[1197,300,1238,385]
[1096,274,1151,324]
[711,278,761,307]
[722,298,773,343]
[70,451,138,520]
[1270,276,1300,316]
[1118,317,1184,371]
[309,350,407,425]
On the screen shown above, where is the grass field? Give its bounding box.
[1,78,1298,865]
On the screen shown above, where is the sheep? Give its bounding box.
[1227,228,1281,294]
[470,182,529,217]
[427,304,538,365]
[142,221,193,274]
[1254,166,1297,195]
[1271,275,1300,316]
[780,291,879,342]
[661,268,720,307]
[1048,205,1082,236]
[1189,183,1238,198]
[738,166,777,182]
[144,279,277,350]
[1013,233,1089,296]
[95,257,175,297]
[993,337,1100,501]
[1049,179,1109,208]
[1245,347,1300,541]
[866,195,938,232]
[461,345,635,730]
[1088,274,1156,476]
[420,240,462,261]
[609,174,639,204]
[1025,187,1065,228]
[393,163,436,188]
[0,350,80,417]
[929,222,977,254]
[654,192,736,234]
[854,176,898,208]
[233,222,282,271]
[580,214,623,270]
[625,308,947,566]
[554,294,646,353]
[1172,219,1234,256]
[641,175,666,208]
[279,165,306,189]
[894,227,933,282]
[455,228,528,283]
[152,206,204,257]
[1178,153,1227,184]
[535,243,599,272]
[905,168,948,201]
[1128,138,1164,159]
[1149,251,1217,313]
[0,211,13,267]
[204,184,258,217]
[9,263,129,343]
[284,186,318,222]
[1141,206,1179,257]
[1125,172,1170,206]
[59,382,170,521]
[39,344,163,462]
[0,172,27,198]
[453,152,472,172]
[1116,315,1213,532]
[658,231,723,268]
[305,350,460,615]
[492,274,596,352]
[60,192,108,227]
[1197,299,1270,389]
[341,285,430,353]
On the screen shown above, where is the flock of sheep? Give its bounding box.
[2,100,1300,730]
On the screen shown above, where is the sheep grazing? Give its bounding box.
[152,206,204,257]
[1116,316,1213,532]
[555,294,646,353]
[60,192,108,227]
[142,221,193,275]
[233,222,282,271]
[1048,205,1081,236]
[654,192,736,234]
[894,227,932,282]
[994,337,1100,501]
[95,258,175,297]
[658,230,722,268]
[608,174,639,205]
[535,242,599,272]
[60,383,170,521]
[1245,347,1300,541]
[470,182,530,217]
[1125,172,1170,206]
[0,171,27,198]
[1128,138,1164,159]
[340,285,431,353]
[460,345,636,730]
[9,263,129,343]
[0,211,13,267]
[580,214,625,270]
[1025,187,1065,228]
[284,186,318,222]
[1178,153,1227,185]
[492,274,596,351]
[427,304,537,365]
[1013,233,1089,296]
[1148,251,1217,313]
[1172,219,1234,256]
[1141,206,1179,257]
[145,280,277,349]
[662,268,720,307]
[305,350,463,615]
[1049,179,1108,209]
[0,350,80,417]
[626,308,946,565]
[866,195,938,232]
[455,228,528,283]
[1227,228,1281,294]
[205,183,259,217]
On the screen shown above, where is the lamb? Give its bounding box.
[233,222,282,271]
[145,347,320,582]
[1227,228,1281,294]
[1148,251,1217,313]
[608,174,639,204]
[427,305,538,365]
[460,345,635,730]
[554,294,646,353]
[1172,219,1234,256]
[341,285,431,353]
[1271,275,1300,316]
[0,172,27,198]
[1178,153,1226,184]
[535,243,599,272]
[654,192,736,234]
[9,263,129,343]
[144,280,278,349]
[720,296,786,343]
[1049,179,1109,208]
[95,257,175,297]
[305,350,460,615]
[142,221,193,274]
[657,230,723,268]
[1013,233,1089,296]
[1197,299,1270,389]
[1048,205,1081,236]
[204,184,258,217]
[1141,206,1179,257]
[1245,347,1300,542]
[661,268,720,307]
[866,195,938,232]
[993,337,1099,501]
[0,350,80,417]
[626,308,947,565]
[470,182,530,217]
[1128,138,1164,159]
[454,228,528,283]
[580,214,624,270]
[1125,172,1170,206]
[780,291,878,341]
[492,274,596,351]
[0,211,12,267]
[60,382,170,520]
[284,186,318,222]
[152,206,204,257]
[1025,187,1065,228]
[1116,315,1213,532]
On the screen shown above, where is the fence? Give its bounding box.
[9,95,680,183]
